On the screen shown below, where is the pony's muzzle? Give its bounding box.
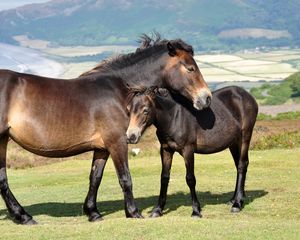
[126,129,141,144]
[193,89,212,110]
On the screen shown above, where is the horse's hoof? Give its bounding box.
[88,213,103,222]
[191,212,202,218]
[23,219,38,225]
[133,212,144,219]
[89,216,103,222]
[150,209,163,218]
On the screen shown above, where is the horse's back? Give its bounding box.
[0,70,108,156]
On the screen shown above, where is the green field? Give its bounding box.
[0,148,299,239]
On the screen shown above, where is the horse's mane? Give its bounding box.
[80,33,194,77]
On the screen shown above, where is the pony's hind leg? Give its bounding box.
[0,134,36,224]
[83,149,109,222]
[150,147,174,218]
[184,149,201,218]
[229,140,250,213]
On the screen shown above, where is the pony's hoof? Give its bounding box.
[150,209,163,218]
[231,207,241,213]
[126,211,144,218]
[231,201,243,213]
[191,211,202,218]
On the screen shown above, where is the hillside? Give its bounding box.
[0,0,300,50]
[250,71,300,105]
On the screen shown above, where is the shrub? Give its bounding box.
[251,131,300,150]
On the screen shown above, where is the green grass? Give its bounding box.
[0,148,299,239]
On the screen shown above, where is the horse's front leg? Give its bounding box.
[182,146,202,218]
[83,149,109,222]
[0,134,36,224]
[150,146,174,218]
[109,139,142,218]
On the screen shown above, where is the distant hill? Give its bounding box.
[0,0,299,51]
[250,72,300,105]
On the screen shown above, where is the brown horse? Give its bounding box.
[0,36,211,224]
[126,86,258,217]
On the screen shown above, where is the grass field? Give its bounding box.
[0,148,299,239]
[194,49,300,83]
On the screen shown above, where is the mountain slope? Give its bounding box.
[0,0,299,50]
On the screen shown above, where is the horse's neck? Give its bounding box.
[108,56,166,88]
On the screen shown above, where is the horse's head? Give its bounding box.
[126,87,157,144]
[162,40,212,110]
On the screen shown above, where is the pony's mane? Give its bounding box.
[80,33,194,77]
[126,86,157,107]
[126,86,172,108]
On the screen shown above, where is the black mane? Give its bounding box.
[80,33,194,77]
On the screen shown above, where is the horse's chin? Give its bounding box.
[193,101,204,111]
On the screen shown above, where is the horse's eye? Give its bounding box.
[143,107,149,115]
[186,66,195,72]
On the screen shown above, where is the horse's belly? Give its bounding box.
[8,118,104,157]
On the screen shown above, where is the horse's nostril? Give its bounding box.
[206,96,211,107]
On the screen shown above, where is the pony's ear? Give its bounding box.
[167,42,177,56]
[156,88,168,97]
[126,102,131,114]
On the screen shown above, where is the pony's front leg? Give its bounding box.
[109,139,142,218]
[150,147,174,218]
[182,146,202,218]
[83,149,109,222]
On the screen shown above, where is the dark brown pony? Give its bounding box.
[0,36,211,224]
[126,86,258,217]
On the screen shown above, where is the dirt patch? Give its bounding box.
[259,103,300,116]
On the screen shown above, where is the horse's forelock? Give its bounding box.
[171,39,194,56]
[138,35,194,56]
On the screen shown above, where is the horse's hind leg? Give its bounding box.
[0,134,36,224]
[83,149,109,222]
[229,139,250,213]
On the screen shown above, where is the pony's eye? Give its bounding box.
[186,66,195,72]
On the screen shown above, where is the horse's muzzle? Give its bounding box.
[193,90,212,110]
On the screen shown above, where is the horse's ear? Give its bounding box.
[167,42,177,57]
